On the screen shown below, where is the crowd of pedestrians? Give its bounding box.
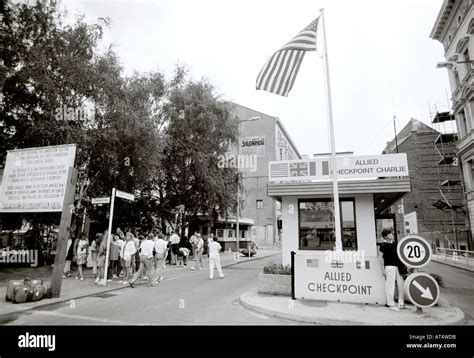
[62,227,225,287]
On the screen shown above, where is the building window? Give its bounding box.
[470,160,474,191]
[279,148,283,160]
[464,49,472,71]
[454,68,461,86]
[256,200,263,209]
[298,198,357,251]
[458,109,469,138]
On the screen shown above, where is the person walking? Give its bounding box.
[189,232,198,260]
[208,236,225,279]
[62,232,75,278]
[129,234,155,288]
[95,233,107,285]
[151,233,168,284]
[190,234,204,270]
[169,230,180,265]
[378,228,405,311]
[120,232,137,285]
[89,234,100,278]
[109,235,120,279]
[75,233,89,280]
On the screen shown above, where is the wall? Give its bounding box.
[281,194,378,266]
[231,103,300,247]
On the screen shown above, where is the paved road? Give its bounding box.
[424,261,474,325]
[5,255,300,325]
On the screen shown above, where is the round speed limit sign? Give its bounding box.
[397,235,432,269]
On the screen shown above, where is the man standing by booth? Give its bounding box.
[378,228,406,311]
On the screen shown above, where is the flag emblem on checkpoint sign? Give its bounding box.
[289,162,308,177]
[256,17,320,97]
[269,162,289,177]
[307,259,319,268]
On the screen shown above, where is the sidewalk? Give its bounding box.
[239,289,465,325]
[432,254,474,272]
[0,249,280,320]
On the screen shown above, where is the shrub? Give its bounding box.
[430,273,444,288]
[263,262,291,275]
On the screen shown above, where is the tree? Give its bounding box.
[161,68,239,235]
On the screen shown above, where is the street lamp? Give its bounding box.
[236,116,260,255]
[436,60,474,69]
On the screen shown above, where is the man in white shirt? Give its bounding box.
[169,231,180,265]
[129,234,155,288]
[189,232,198,260]
[190,234,204,270]
[208,236,225,279]
[120,232,137,284]
[152,234,169,284]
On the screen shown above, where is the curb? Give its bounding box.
[0,251,281,322]
[431,259,474,273]
[222,252,281,269]
[239,289,466,326]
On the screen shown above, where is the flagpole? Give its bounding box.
[319,8,342,253]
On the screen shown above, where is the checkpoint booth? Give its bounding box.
[267,153,411,305]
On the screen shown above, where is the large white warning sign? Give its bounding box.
[0,144,76,212]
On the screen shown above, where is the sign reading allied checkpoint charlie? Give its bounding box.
[269,153,408,182]
[0,144,76,212]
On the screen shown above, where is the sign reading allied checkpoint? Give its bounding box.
[0,144,76,212]
[293,253,386,305]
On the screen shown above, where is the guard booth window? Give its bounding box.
[298,198,357,251]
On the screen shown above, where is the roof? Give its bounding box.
[267,177,411,214]
[383,118,439,153]
[430,0,457,40]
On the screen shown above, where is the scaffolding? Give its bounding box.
[430,102,465,249]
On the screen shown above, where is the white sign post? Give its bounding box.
[102,188,134,285]
[91,197,111,205]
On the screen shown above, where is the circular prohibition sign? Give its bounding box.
[397,235,432,269]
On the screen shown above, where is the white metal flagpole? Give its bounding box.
[320,8,342,253]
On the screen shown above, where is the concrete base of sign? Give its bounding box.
[257,273,291,296]
[240,289,465,325]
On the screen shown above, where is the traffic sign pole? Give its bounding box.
[103,188,116,285]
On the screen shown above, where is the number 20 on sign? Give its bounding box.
[397,235,433,269]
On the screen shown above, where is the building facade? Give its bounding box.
[383,118,469,249]
[230,103,301,247]
[431,0,474,244]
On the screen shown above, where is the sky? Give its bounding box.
[61,0,452,157]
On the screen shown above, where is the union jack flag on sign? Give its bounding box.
[289,162,308,177]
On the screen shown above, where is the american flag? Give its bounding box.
[256,17,319,97]
[270,162,289,178]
